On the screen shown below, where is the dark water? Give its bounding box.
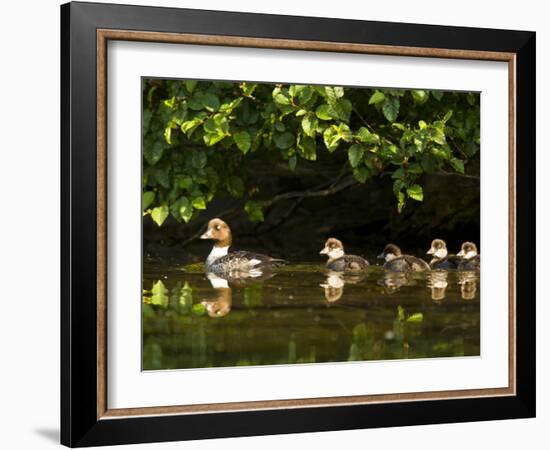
[142,263,480,370]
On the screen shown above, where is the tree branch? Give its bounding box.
[262,175,358,207]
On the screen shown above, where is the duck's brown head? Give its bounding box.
[378,243,402,262]
[320,238,345,260]
[457,242,478,259]
[427,239,447,259]
[200,218,232,247]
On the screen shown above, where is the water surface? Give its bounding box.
[142,263,480,370]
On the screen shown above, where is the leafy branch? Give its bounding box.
[142,80,480,226]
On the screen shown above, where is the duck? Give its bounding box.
[378,244,430,272]
[320,271,346,303]
[457,242,480,271]
[319,238,369,272]
[426,239,463,270]
[201,273,232,318]
[200,218,286,275]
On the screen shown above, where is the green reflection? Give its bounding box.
[142,264,480,370]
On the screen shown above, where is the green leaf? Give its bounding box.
[382,97,400,122]
[176,175,193,190]
[397,191,405,213]
[392,167,405,179]
[315,104,332,120]
[431,90,444,101]
[178,197,193,223]
[143,191,155,210]
[163,96,176,108]
[244,200,265,222]
[273,91,290,105]
[191,151,207,169]
[274,121,285,132]
[301,114,318,137]
[203,132,225,146]
[393,179,405,196]
[449,157,465,174]
[151,280,168,306]
[151,205,169,226]
[180,115,205,137]
[335,123,352,142]
[356,127,380,144]
[325,86,344,104]
[191,303,206,316]
[353,166,369,183]
[368,91,385,104]
[297,136,317,160]
[227,176,244,198]
[429,127,446,145]
[185,80,198,93]
[234,131,252,154]
[192,196,207,210]
[348,144,364,168]
[201,92,220,112]
[411,90,428,103]
[164,126,172,144]
[406,184,424,202]
[274,132,294,150]
[332,98,352,122]
[397,305,405,321]
[406,312,424,323]
[323,126,340,152]
[143,141,164,165]
[170,196,193,223]
[407,163,423,174]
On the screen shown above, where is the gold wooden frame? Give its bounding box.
[96,29,516,420]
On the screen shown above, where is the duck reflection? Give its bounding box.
[378,271,414,294]
[320,270,366,302]
[458,271,478,300]
[200,272,232,318]
[427,271,448,301]
[200,270,278,317]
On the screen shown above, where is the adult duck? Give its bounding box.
[200,218,286,275]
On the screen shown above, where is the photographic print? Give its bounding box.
[141,79,481,371]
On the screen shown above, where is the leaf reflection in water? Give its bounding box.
[142,263,480,370]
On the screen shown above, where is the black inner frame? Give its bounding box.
[61,2,536,447]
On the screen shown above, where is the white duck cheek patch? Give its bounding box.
[329,249,344,259]
[464,250,477,259]
[385,253,396,262]
[434,248,447,259]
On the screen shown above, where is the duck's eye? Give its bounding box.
[215,225,220,230]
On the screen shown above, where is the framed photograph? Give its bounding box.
[61,1,536,447]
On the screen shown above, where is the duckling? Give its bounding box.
[200,218,286,275]
[457,242,480,271]
[319,238,369,272]
[378,244,430,272]
[427,239,463,270]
